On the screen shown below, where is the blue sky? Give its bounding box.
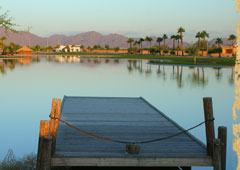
[0,0,238,41]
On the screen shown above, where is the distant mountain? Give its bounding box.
[208,38,235,46]
[1,27,232,48]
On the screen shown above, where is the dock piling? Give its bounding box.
[218,126,227,170]
[49,98,61,154]
[37,121,52,170]
[213,139,222,170]
[203,97,215,156]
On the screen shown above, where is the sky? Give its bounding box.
[0,0,239,42]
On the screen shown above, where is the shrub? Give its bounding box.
[0,150,37,170]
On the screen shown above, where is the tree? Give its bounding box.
[127,38,134,49]
[177,27,185,56]
[215,38,223,48]
[145,36,153,48]
[105,45,110,50]
[134,40,141,53]
[228,34,236,47]
[0,36,6,50]
[228,34,236,56]
[215,38,223,57]
[156,37,163,55]
[162,34,168,48]
[0,9,16,32]
[139,38,144,54]
[55,44,60,49]
[195,32,201,48]
[175,35,181,56]
[200,30,209,56]
[187,46,199,64]
[35,45,41,52]
[114,47,120,52]
[170,35,176,49]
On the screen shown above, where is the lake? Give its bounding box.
[0,56,236,169]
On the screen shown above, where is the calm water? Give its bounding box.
[0,56,236,169]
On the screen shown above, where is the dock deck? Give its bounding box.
[50,96,212,167]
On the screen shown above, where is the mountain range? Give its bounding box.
[0,27,234,48]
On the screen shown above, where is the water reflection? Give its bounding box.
[187,67,208,87]
[0,56,233,89]
[229,67,234,85]
[214,68,223,81]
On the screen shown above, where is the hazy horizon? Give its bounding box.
[0,0,238,42]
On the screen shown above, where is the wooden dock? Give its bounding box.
[36,96,227,170]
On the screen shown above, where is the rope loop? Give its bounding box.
[49,114,214,145]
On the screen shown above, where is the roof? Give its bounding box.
[17,46,32,52]
[52,96,211,166]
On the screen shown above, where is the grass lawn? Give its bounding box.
[0,55,28,59]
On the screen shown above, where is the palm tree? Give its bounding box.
[170,35,176,49]
[156,37,163,55]
[162,34,168,48]
[177,27,185,56]
[200,30,209,56]
[228,34,236,47]
[127,38,134,48]
[145,36,153,48]
[134,40,141,54]
[228,34,236,56]
[215,38,223,57]
[175,35,181,56]
[215,38,223,48]
[134,40,141,48]
[195,32,201,48]
[139,38,144,54]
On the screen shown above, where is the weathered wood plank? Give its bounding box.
[53,151,208,157]
[53,96,210,167]
[51,157,213,166]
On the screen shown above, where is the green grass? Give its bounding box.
[102,55,235,66]
[0,55,27,58]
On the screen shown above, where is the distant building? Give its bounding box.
[17,46,33,55]
[221,45,236,57]
[55,45,66,52]
[55,45,81,52]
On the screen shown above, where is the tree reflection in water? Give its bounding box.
[187,66,208,87]
[105,59,110,64]
[229,67,234,85]
[214,68,223,81]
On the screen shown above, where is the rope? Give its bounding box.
[50,115,214,145]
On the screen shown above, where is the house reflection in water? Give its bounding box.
[55,56,81,63]
[17,58,32,65]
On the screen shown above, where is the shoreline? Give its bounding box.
[0,53,235,67]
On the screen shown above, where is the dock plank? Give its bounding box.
[53,96,211,167]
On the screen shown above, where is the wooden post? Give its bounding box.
[49,98,57,137]
[126,144,140,154]
[213,139,222,170]
[203,97,215,156]
[49,98,57,154]
[37,121,52,170]
[218,126,227,170]
[51,99,62,154]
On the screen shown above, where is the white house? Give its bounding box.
[55,45,81,52]
[55,45,66,52]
